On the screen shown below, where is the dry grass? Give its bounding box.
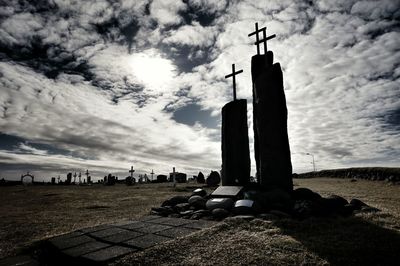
[1,178,399,265]
[0,183,194,259]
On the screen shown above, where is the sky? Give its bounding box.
[0,0,399,181]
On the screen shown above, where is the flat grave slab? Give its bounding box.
[50,235,94,250]
[133,223,172,234]
[124,233,172,249]
[211,186,244,198]
[103,231,144,244]
[89,227,128,238]
[62,241,110,257]
[45,215,218,264]
[82,246,137,263]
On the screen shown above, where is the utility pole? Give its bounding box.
[306,153,316,172]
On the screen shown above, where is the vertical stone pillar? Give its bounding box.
[252,52,293,192]
[221,99,251,186]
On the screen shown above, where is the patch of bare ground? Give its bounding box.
[0,183,194,259]
[1,178,399,265]
[113,178,400,266]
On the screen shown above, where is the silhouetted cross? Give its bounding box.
[248,22,266,55]
[254,28,276,54]
[129,166,135,177]
[248,22,275,54]
[225,64,243,101]
[85,169,89,178]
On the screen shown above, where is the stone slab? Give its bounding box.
[133,224,172,234]
[138,215,161,221]
[0,255,39,266]
[155,227,198,238]
[50,235,94,250]
[103,231,144,244]
[120,221,148,230]
[82,246,137,262]
[211,186,244,198]
[79,224,113,234]
[148,217,194,226]
[183,220,217,229]
[89,227,128,238]
[124,234,171,249]
[62,241,110,257]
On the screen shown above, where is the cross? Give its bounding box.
[172,167,176,188]
[85,169,90,179]
[73,172,77,183]
[248,22,266,55]
[150,169,154,181]
[129,166,135,178]
[225,64,243,101]
[78,172,81,183]
[254,28,276,54]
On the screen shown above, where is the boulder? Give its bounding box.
[207,171,221,186]
[321,195,348,214]
[254,188,293,212]
[188,195,207,209]
[292,188,322,201]
[190,209,211,220]
[174,203,190,212]
[232,199,256,215]
[151,206,174,216]
[161,195,189,207]
[192,188,207,197]
[349,198,368,210]
[212,208,230,220]
[206,198,234,211]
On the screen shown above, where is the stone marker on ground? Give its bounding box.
[44,216,217,264]
[211,186,244,198]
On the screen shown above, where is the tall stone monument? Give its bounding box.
[248,23,293,192]
[221,64,251,186]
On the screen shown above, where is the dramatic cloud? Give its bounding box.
[0,0,399,180]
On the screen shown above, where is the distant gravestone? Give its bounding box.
[249,23,293,192]
[66,173,72,185]
[51,177,56,185]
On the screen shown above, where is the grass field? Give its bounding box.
[1,178,399,265]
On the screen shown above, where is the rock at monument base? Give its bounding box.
[254,188,293,212]
[174,203,190,212]
[207,171,221,186]
[292,188,322,201]
[206,198,234,211]
[192,188,207,197]
[221,99,251,186]
[251,53,293,192]
[161,195,189,207]
[232,199,257,215]
[188,195,206,209]
[212,208,230,220]
[349,198,368,210]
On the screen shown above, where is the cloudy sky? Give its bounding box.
[0,0,399,181]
